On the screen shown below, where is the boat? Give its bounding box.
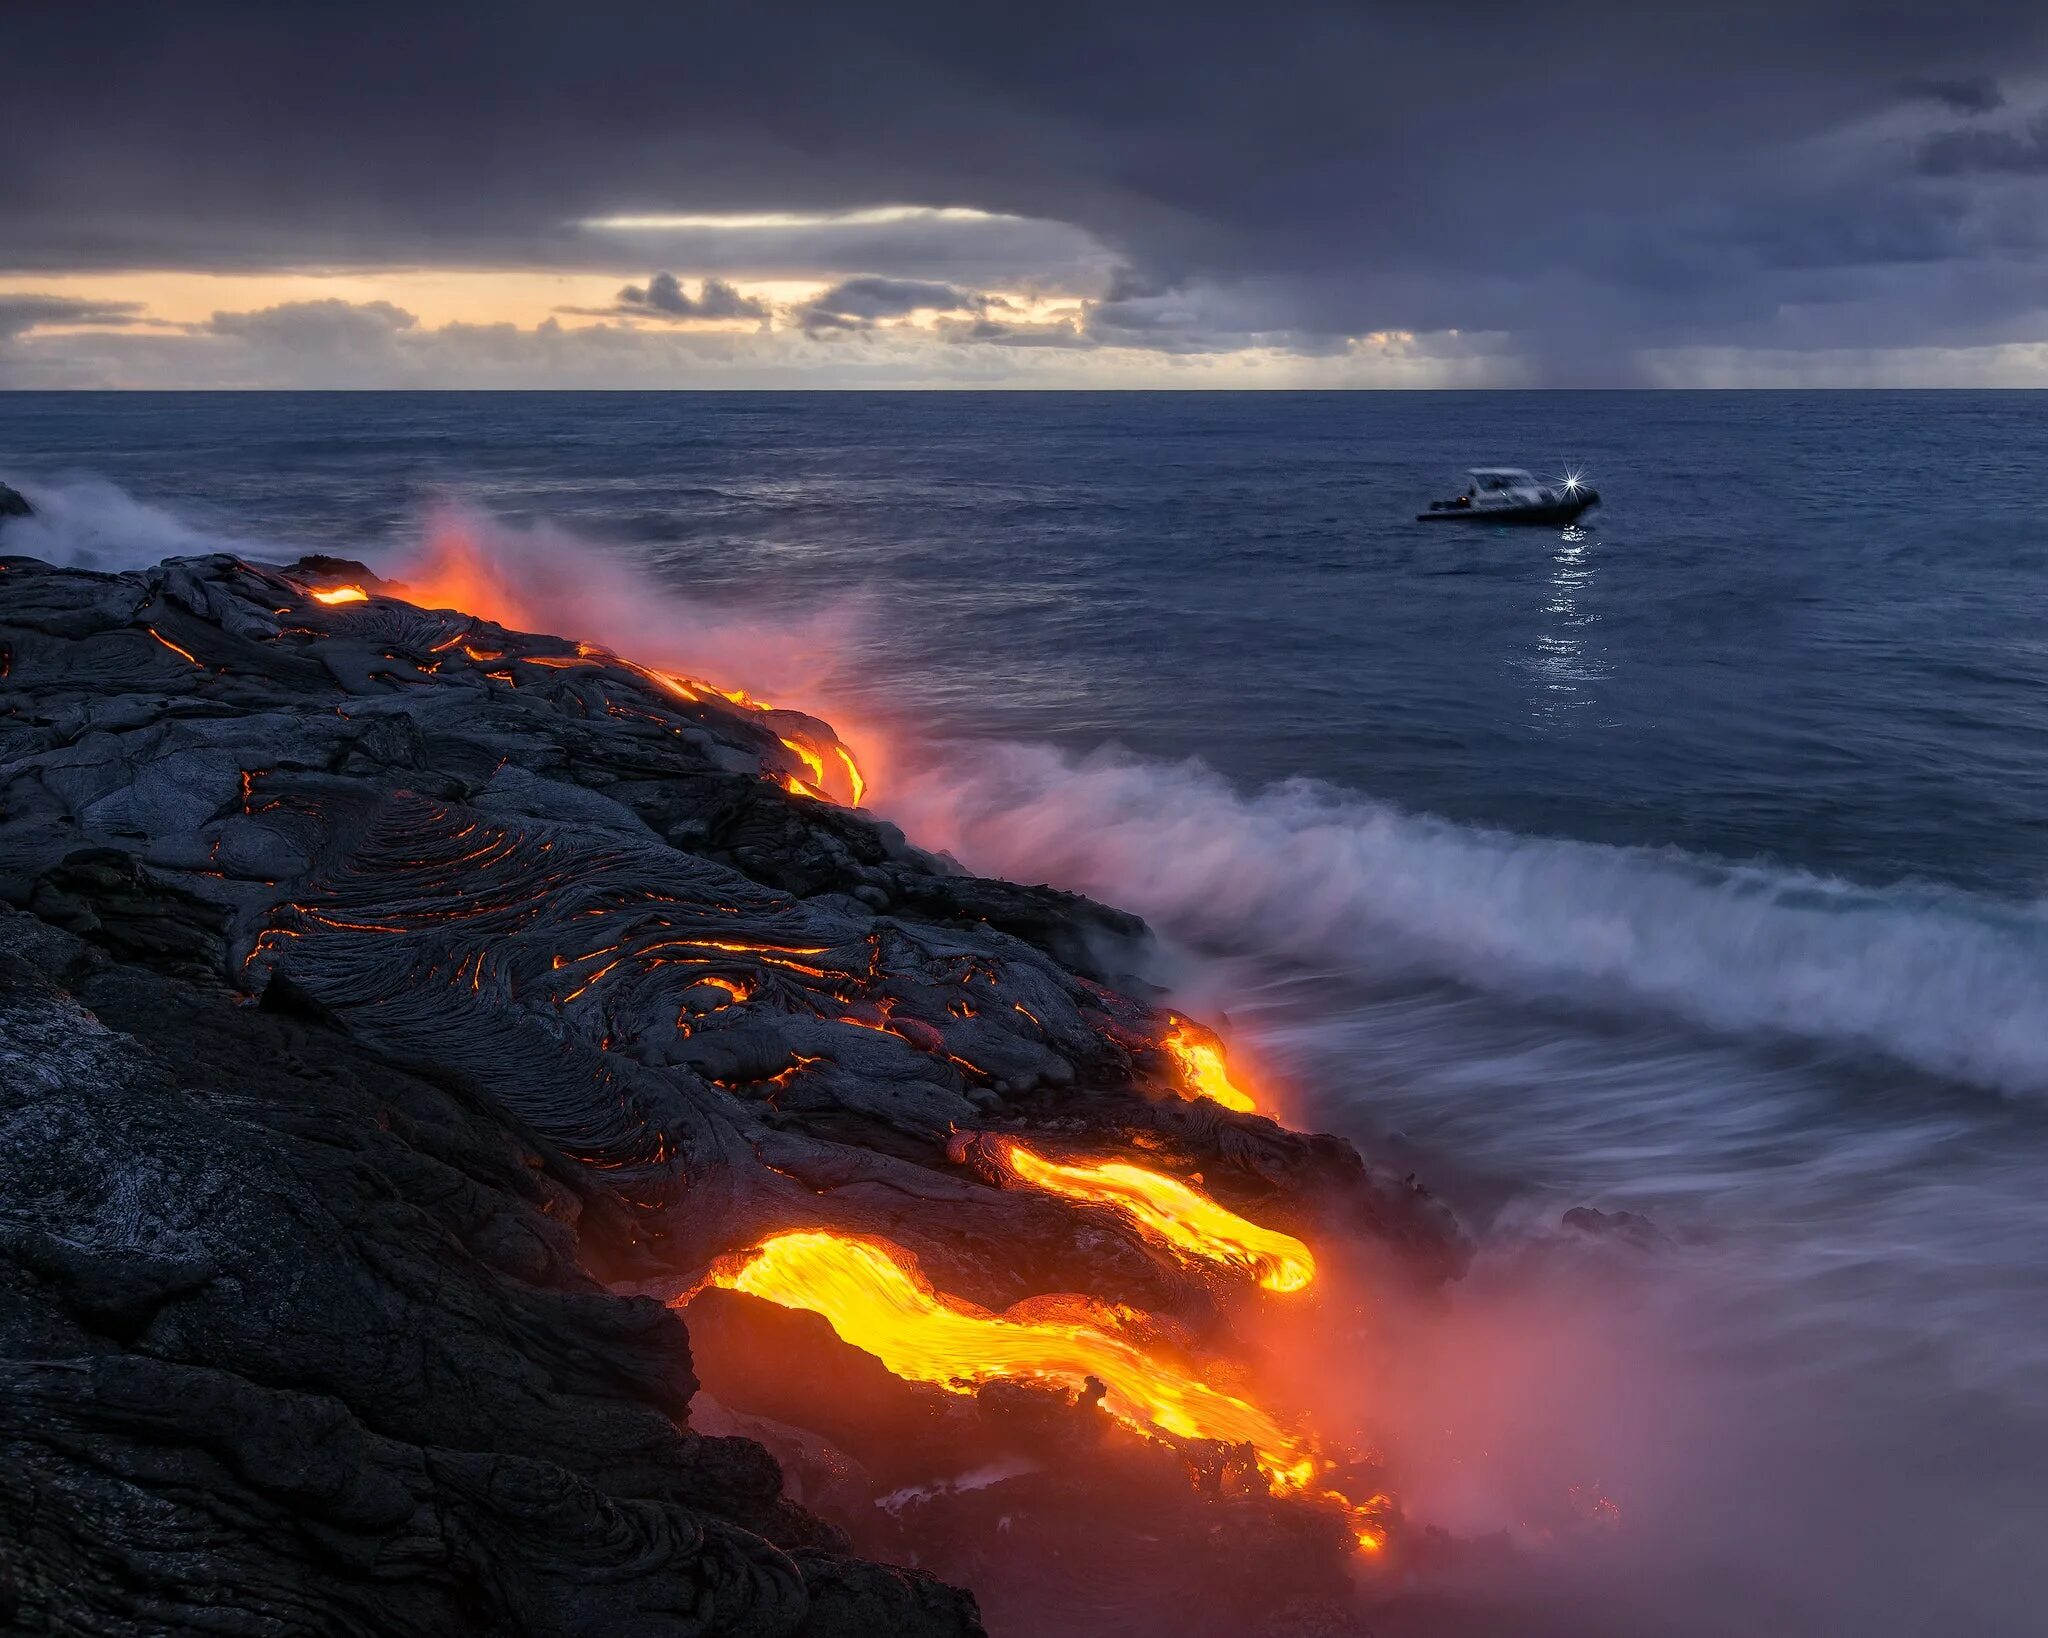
[1417,467,1599,525]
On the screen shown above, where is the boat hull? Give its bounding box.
[1416,490,1599,525]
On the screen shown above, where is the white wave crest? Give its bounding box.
[881,740,2048,1095]
[0,477,267,571]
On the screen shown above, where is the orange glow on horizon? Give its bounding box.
[5,267,795,333]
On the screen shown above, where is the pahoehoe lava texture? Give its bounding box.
[0,550,1465,1636]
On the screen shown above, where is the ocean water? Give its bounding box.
[5,390,2048,1634]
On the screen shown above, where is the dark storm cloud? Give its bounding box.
[1898,75,2006,115]
[5,1,2048,375]
[614,273,768,321]
[1916,111,2048,176]
[937,316,1091,349]
[798,277,990,333]
[0,294,150,338]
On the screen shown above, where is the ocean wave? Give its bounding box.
[881,739,2048,1097]
[0,476,267,571]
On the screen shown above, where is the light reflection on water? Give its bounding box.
[1525,524,1612,730]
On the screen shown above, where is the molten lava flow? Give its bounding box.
[779,736,827,785]
[717,1231,1293,1450]
[709,1231,1386,1548]
[999,1140,1315,1294]
[311,585,369,605]
[1161,1015,1258,1113]
[775,729,866,807]
[146,627,201,666]
[834,744,868,807]
[384,524,874,805]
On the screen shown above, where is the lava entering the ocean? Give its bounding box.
[275,542,1399,1570]
[1161,1015,1259,1113]
[996,1139,1316,1293]
[706,1230,1387,1550]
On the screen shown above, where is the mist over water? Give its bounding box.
[7,391,2048,1633]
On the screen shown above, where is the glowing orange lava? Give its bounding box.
[779,736,827,784]
[380,525,872,804]
[775,729,865,806]
[146,627,201,666]
[999,1140,1315,1293]
[834,745,868,806]
[261,550,1385,1553]
[1161,1016,1259,1113]
[710,1231,1385,1549]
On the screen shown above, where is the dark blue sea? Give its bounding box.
[6,390,2047,1635]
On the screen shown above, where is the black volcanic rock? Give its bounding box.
[0,482,31,519]
[0,551,1465,1634]
[0,916,976,1637]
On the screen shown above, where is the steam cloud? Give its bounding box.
[381,506,871,712]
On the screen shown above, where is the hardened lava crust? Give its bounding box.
[0,549,1465,1638]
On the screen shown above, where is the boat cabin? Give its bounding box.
[1464,468,1542,497]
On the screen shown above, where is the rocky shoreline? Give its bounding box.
[0,545,1465,1636]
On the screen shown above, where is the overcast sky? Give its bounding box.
[5,0,2048,387]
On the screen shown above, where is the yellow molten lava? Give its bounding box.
[779,736,827,785]
[711,1231,1385,1548]
[1000,1141,1315,1293]
[777,731,867,807]
[835,744,868,806]
[1161,1016,1258,1113]
[718,1231,1295,1455]
[311,585,369,605]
